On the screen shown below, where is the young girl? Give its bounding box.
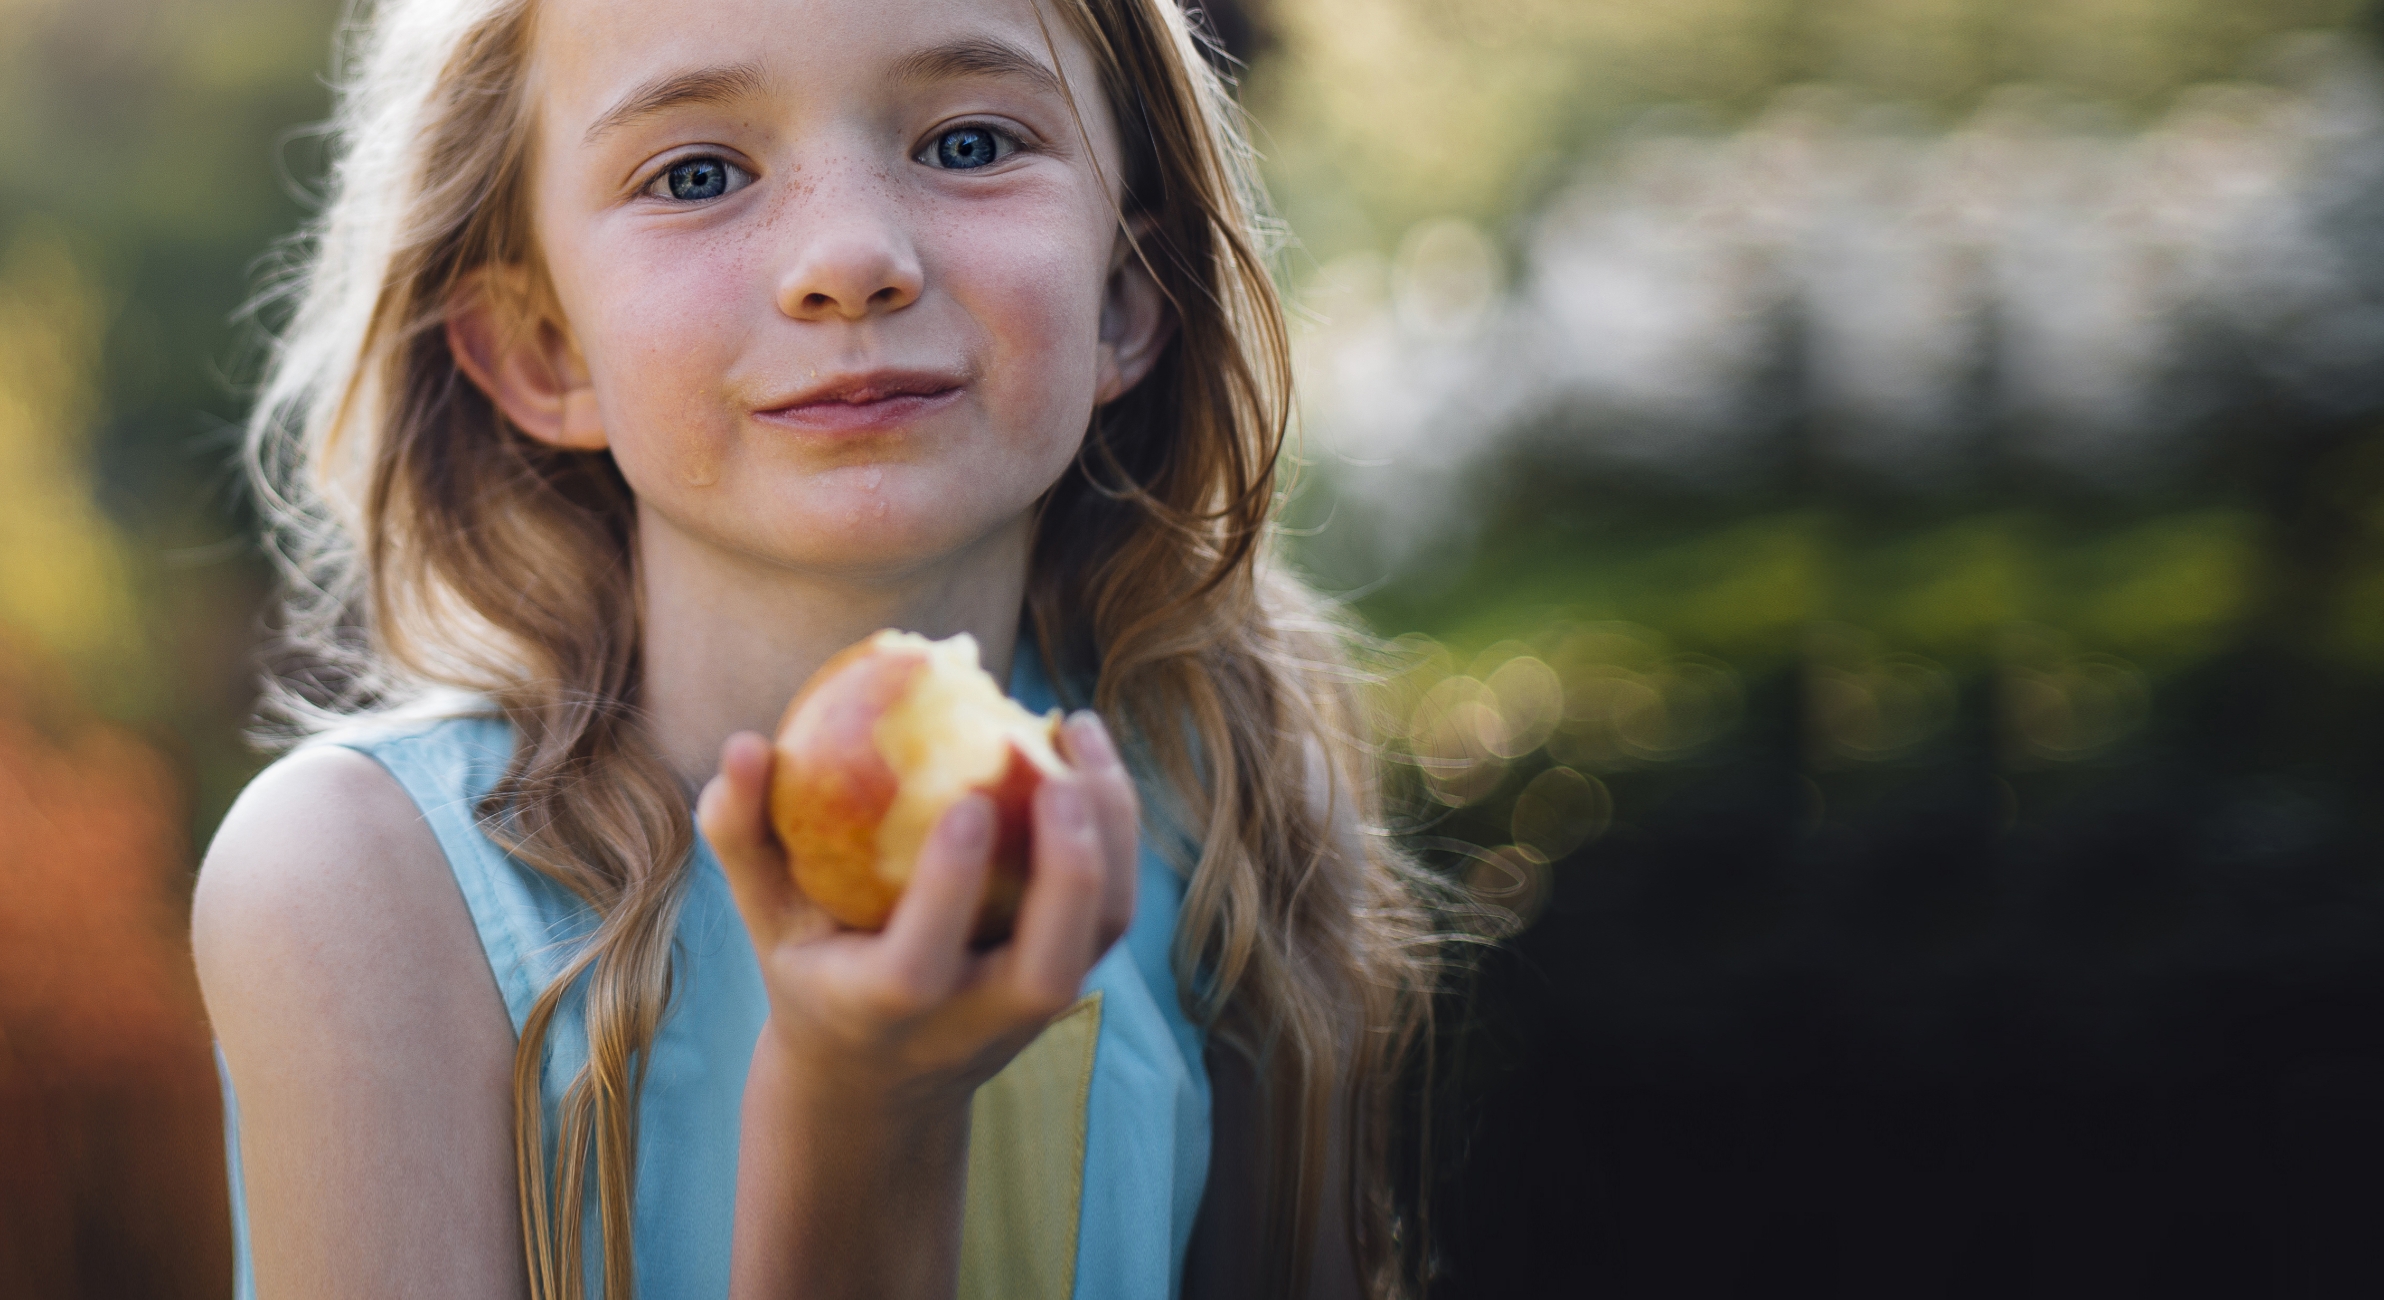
[194,0,1439,1296]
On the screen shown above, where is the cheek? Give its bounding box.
[559,231,759,486]
[945,220,1110,448]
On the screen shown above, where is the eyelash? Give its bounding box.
[634,120,1034,202]
[914,121,1028,170]
[640,154,754,203]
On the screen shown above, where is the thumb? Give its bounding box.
[698,731,803,946]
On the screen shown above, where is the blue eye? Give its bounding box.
[929,126,1010,170]
[657,156,744,202]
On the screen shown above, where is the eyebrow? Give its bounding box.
[583,62,769,147]
[890,38,1066,100]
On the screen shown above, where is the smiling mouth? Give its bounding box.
[756,371,965,436]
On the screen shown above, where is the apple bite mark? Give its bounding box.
[768,630,1067,941]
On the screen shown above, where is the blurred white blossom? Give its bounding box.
[1294,35,2384,565]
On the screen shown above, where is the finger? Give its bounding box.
[699,732,801,943]
[1004,777,1105,1013]
[1058,711,1137,857]
[1059,712,1139,951]
[876,794,996,1005]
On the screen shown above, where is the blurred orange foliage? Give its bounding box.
[0,640,227,1299]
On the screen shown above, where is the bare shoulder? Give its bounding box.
[196,743,440,915]
[195,741,510,1061]
[197,743,526,1295]
[195,738,517,1078]
[194,743,468,1013]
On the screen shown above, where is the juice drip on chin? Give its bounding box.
[845,465,888,522]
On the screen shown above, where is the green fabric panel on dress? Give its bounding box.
[961,990,1102,1300]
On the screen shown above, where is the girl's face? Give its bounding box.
[465,0,1164,580]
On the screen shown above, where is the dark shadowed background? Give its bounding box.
[5,0,2384,1295]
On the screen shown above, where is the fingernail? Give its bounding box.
[946,797,992,848]
[1049,783,1088,831]
[1069,712,1116,767]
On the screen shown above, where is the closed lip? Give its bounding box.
[755,369,966,416]
[752,369,966,437]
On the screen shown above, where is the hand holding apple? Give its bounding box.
[696,625,1143,1077]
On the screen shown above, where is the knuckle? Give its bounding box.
[693,798,740,844]
[1050,846,1102,892]
[1036,821,1095,870]
[1104,789,1140,838]
[856,974,929,1023]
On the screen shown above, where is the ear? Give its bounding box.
[445,266,607,450]
[1093,220,1177,406]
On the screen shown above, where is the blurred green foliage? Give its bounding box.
[1249,0,2370,263]
[0,0,343,836]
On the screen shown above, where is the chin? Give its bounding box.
[637,446,1059,578]
[748,484,1033,578]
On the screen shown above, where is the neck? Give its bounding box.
[635,506,1035,793]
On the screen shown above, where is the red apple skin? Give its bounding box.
[769,641,916,933]
[767,638,1051,943]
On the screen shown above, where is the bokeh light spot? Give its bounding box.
[1511,765,1613,860]
[1485,654,1563,757]
[1463,844,1553,936]
[1410,674,1509,805]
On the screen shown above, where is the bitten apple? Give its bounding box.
[768,630,1069,941]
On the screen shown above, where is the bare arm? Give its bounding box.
[193,746,526,1300]
[703,712,1140,1300]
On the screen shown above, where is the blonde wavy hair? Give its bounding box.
[246,0,1446,1295]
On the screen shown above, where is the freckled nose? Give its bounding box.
[774,165,925,322]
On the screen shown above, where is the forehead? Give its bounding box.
[531,0,1105,128]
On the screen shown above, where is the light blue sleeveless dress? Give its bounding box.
[218,646,1211,1299]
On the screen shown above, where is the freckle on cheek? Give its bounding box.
[677,428,723,487]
